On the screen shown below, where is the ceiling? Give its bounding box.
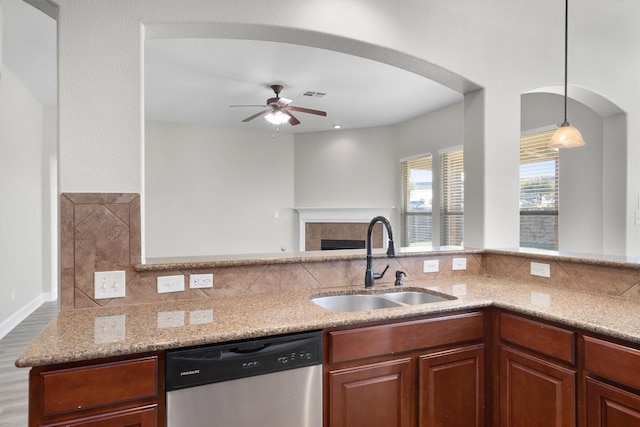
[2,0,638,134]
[144,38,462,133]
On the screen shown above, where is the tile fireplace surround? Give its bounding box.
[60,193,640,309]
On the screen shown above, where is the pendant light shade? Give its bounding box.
[550,0,585,149]
[549,122,585,149]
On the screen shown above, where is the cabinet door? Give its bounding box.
[587,378,640,427]
[43,404,158,427]
[419,344,485,427]
[328,358,413,427]
[499,346,575,427]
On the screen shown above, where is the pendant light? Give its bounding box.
[549,0,585,149]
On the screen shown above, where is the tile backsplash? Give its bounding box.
[59,193,640,309]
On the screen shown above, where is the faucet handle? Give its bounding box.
[395,270,406,286]
[373,264,390,280]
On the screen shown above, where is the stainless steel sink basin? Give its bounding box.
[311,294,402,312]
[310,289,456,312]
[382,291,450,305]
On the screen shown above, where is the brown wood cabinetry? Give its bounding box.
[28,353,164,427]
[498,312,577,427]
[583,336,640,427]
[324,311,486,427]
[419,344,485,426]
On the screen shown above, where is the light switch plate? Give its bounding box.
[94,270,126,299]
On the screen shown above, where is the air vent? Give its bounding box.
[300,91,326,98]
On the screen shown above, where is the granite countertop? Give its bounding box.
[16,275,640,368]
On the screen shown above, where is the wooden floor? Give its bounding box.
[0,302,59,427]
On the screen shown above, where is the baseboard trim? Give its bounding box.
[0,293,54,340]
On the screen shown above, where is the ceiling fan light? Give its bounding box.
[549,122,585,149]
[265,110,290,125]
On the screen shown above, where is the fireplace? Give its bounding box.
[321,239,366,250]
[296,207,394,251]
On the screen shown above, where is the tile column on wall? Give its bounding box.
[60,193,140,309]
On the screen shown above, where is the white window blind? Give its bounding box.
[440,148,464,246]
[520,130,559,250]
[400,155,433,247]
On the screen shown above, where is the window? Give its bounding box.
[520,130,559,250]
[440,148,464,246]
[401,155,433,247]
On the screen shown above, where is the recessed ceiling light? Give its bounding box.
[332,124,342,129]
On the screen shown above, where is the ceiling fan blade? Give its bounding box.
[242,109,270,122]
[283,110,301,126]
[276,97,292,107]
[287,106,327,117]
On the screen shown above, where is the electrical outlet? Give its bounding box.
[157,275,185,293]
[189,273,213,289]
[94,270,126,299]
[530,262,551,278]
[423,260,439,273]
[452,257,467,270]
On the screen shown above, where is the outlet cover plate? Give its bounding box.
[423,260,439,273]
[94,270,126,299]
[189,273,213,289]
[530,262,551,278]
[452,257,467,270]
[157,275,185,293]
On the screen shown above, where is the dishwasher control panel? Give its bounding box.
[165,330,322,391]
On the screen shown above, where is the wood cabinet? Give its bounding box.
[329,358,413,427]
[498,312,577,427]
[583,336,640,427]
[324,311,486,427]
[28,353,163,427]
[419,344,485,426]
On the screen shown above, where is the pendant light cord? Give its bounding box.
[562,0,569,124]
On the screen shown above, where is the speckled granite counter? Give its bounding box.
[16,275,640,367]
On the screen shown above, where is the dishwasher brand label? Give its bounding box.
[180,369,201,376]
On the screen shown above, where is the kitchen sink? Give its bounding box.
[381,291,450,305]
[310,289,456,312]
[311,294,402,312]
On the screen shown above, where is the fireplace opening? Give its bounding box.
[321,239,366,251]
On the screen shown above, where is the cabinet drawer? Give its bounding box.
[328,312,484,364]
[584,335,640,390]
[500,312,575,364]
[37,356,159,417]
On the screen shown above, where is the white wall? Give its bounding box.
[295,126,397,207]
[0,65,47,332]
[53,0,640,255]
[145,121,295,257]
[147,103,464,256]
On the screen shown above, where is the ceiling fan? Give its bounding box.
[231,84,327,126]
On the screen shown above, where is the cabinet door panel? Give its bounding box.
[419,344,485,427]
[500,347,575,427]
[43,404,157,427]
[329,358,413,427]
[587,378,640,427]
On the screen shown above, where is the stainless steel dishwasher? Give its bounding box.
[165,330,322,427]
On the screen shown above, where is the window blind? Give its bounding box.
[520,130,558,250]
[440,148,464,246]
[401,155,433,247]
